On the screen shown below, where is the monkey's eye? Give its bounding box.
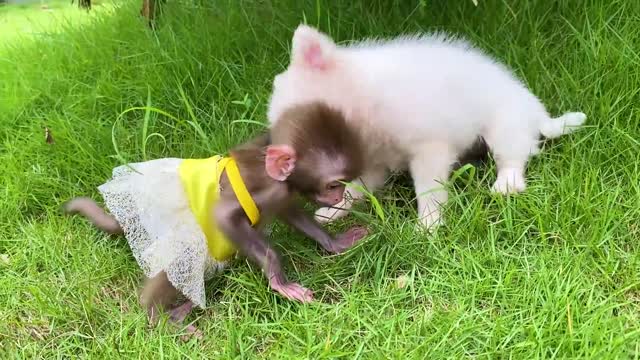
[326,181,342,190]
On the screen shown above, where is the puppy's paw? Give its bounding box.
[492,169,526,194]
[314,206,349,224]
[415,212,443,233]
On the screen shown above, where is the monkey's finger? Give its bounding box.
[180,324,203,342]
[337,226,369,244]
[349,227,369,239]
[276,283,314,303]
[301,289,314,303]
[288,285,314,302]
[346,225,369,234]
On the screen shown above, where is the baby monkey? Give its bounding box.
[64,102,367,337]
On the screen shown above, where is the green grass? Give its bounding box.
[0,0,116,49]
[1,0,639,357]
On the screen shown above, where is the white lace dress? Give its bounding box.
[98,158,226,308]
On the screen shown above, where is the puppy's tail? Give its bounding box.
[63,197,123,235]
[539,112,587,139]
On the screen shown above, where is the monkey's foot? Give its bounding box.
[180,324,203,341]
[169,301,194,323]
[270,280,314,303]
[330,226,368,254]
[168,301,203,341]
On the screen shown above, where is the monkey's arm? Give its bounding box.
[214,203,313,303]
[279,203,368,254]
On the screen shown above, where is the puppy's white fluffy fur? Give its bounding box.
[268,25,586,229]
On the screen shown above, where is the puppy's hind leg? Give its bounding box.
[485,117,538,194]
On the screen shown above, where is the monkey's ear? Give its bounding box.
[265,145,297,181]
[291,24,336,70]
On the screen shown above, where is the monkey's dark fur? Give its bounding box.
[64,102,368,339]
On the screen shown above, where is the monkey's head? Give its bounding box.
[266,102,364,207]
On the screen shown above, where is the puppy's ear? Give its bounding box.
[291,24,337,71]
[265,145,297,181]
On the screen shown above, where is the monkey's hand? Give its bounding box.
[216,204,315,303]
[279,205,368,255]
[329,226,368,254]
[269,276,314,303]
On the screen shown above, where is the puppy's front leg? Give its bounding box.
[409,142,455,230]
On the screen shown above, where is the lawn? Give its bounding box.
[1,0,638,358]
[0,0,115,49]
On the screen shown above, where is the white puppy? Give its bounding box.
[267,25,586,229]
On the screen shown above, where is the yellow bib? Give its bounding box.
[178,155,260,261]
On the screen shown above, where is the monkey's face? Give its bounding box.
[285,169,347,207]
[266,102,365,208]
[288,158,357,207]
[314,178,347,207]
